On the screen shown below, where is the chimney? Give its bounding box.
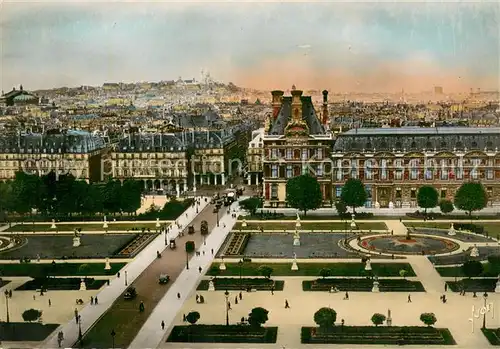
[290,88,303,121]
[322,90,329,125]
[271,90,284,120]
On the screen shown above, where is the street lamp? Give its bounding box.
[224,290,230,326]
[164,230,168,245]
[217,209,220,227]
[77,315,83,347]
[238,260,243,290]
[483,292,489,329]
[4,290,9,323]
[111,329,116,349]
[186,250,190,270]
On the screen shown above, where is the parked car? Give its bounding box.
[124,287,137,300]
[188,226,195,234]
[158,274,170,284]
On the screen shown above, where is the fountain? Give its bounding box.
[291,252,299,270]
[448,223,456,236]
[51,219,56,229]
[103,215,108,229]
[470,244,479,257]
[293,229,301,246]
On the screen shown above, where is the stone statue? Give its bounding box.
[448,223,456,236]
[72,231,81,247]
[103,215,108,229]
[291,252,299,270]
[495,274,500,293]
[51,219,56,229]
[104,258,111,270]
[79,278,86,291]
[470,244,479,257]
[156,218,161,228]
[293,230,300,246]
[372,276,380,293]
[365,259,372,271]
[208,279,215,291]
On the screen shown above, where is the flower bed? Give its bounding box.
[446,279,497,292]
[303,278,425,292]
[197,278,284,291]
[301,326,455,345]
[167,325,278,343]
[15,277,107,291]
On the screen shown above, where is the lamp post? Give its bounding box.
[186,250,190,270]
[483,292,489,329]
[164,230,168,246]
[111,329,116,349]
[224,290,230,326]
[77,315,83,346]
[4,290,9,323]
[217,209,220,227]
[124,271,128,286]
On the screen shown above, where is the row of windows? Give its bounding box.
[112,153,186,159]
[335,158,498,167]
[349,140,496,151]
[336,168,496,180]
[270,164,325,178]
[270,148,324,160]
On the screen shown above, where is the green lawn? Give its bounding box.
[5,222,167,232]
[403,222,500,235]
[0,322,60,341]
[232,222,387,231]
[481,328,500,345]
[207,262,415,277]
[0,262,126,277]
[436,263,499,277]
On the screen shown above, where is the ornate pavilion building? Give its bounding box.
[332,127,500,208]
[262,87,333,207]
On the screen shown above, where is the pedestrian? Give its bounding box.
[139,301,145,312]
[161,320,165,330]
[198,266,202,273]
[344,292,349,300]
[407,294,412,303]
[271,287,274,295]
[473,292,477,298]
[196,294,199,302]
[211,248,214,255]
[444,283,448,292]
[285,299,290,308]
[9,290,12,298]
[227,301,231,310]
[90,296,94,305]
[33,294,36,300]
[94,296,98,305]
[183,313,187,322]
[49,299,52,307]
[235,296,238,304]
[177,292,181,299]
[202,250,205,255]
[239,291,242,300]
[117,271,121,278]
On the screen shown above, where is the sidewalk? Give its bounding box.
[42,198,209,349]
[128,200,242,349]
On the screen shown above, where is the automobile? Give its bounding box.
[124,286,137,300]
[188,226,195,234]
[158,274,170,284]
[213,207,219,213]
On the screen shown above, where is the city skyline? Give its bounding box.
[1,0,499,93]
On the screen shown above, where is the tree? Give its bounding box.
[239,197,263,215]
[420,313,437,327]
[417,186,438,215]
[186,311,200,325]
[248,307,269,328]
[185,241,195,253]
[314,307,337,329]
[22,309,42,322]
[371,313,386,326]
[454,182,487,216]
[120,179,142,214]
[258,265,273,279]
[461,260,484,278]
[286,174,322,216]
[439,200,454,214]
[319,268,332,279]
[340,179,367,214]
[335,201,347,216]
[399,269,407,279]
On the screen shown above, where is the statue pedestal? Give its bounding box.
[372,282,380,293]
[293,238,300,246]
[79,279,86,291]
[103,222,108,229]
[73,237,81,247]
[156,218,161,228]
[208,281,215,291]
[386,318,392,326]
[51,221,56,229]
[291,262,299,270]
[104,258,111,270]
[219,263,226,270]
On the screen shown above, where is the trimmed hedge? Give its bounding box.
[167,325,278,343]
[446,279,497,292]
[197,278,284,291]
[301,326,456,345]
[0,262,125,277]
[303,278,425,292]
[16,277,107,291]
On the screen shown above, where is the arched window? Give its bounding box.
[366,142,372,149]
[426,141,433,149]
[471,141,478,149]
[440,141,447,149]
[410,141,417,149]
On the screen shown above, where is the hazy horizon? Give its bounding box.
[1,1,499,93]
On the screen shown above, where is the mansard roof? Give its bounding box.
[269,96,325,136]
[333,127,500,152]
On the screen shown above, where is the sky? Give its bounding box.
[1,0,499,93]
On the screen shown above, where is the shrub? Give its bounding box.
[488,255,500,266]
[371,313,386,326]
[439,200,454,214]
[314,307,337,329]
[420,313,437,327]
[454,223,485,235]
[248,307,269,328]
[22,309,42,322]
[319,268,332,279]
[185,241,195,253]
[462,260,484,278]
[335,201,347,216]
[258,265,273,279]
[399,270,407,279]
[186,311,200,325]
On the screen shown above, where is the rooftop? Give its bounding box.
[342,127,500,136]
